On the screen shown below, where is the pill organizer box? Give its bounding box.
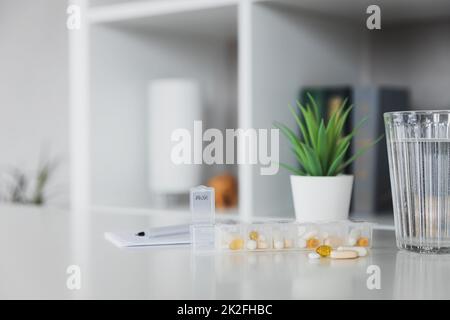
[191,220,373,253]
[189,185,373,253]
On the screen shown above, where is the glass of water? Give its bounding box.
[385,111,450,253]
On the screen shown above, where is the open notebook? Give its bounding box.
[105,232,190,248]
[104,224,191,248]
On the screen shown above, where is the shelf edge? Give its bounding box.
[88,0,240,24]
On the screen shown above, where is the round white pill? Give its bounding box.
[337,246,368,257]
[297,238,307,249]
[274,240,284,250]
[308,252,321,259]
[246,240,257,250]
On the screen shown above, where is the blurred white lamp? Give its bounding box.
[148,79,202,197]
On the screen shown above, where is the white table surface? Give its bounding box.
[1,204,450,300]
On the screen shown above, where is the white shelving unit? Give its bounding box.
[70,0,450,225]
[70,0,248,218]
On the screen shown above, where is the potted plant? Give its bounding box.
[0,156,58,206]
[274,93,382,222]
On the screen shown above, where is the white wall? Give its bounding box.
[370,21,450,109]
[90,25,237,208]
[251,3,365,217]
[0,0,69,206]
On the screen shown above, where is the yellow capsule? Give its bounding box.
[229,238,244,250]
[315,245,332,257]
[306,238,320,249]
[356,237,369,247]
[249,230,259,241]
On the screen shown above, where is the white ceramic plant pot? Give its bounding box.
[290,175,354,222]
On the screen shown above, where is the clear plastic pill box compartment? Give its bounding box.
[191,220,373,253]
[189,185,373,254]
[216,221,372,252]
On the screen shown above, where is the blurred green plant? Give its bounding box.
[1,156,58,205]
[274,92,383,176]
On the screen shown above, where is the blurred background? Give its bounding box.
[1,0,450,227]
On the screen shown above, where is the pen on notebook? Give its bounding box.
[135,224,190,238]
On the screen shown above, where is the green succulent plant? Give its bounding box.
[274,92,383,176]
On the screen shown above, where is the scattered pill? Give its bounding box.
[306,237,320,249]
[308,252,321,259]
[356,237,369,247]
[249,230,259,241]
[284,239,293,249]
[316,245,332,257]
[330,250,358,259]
[246,239,257,250]
[337,246,368,257]
[229,238,244,250]
[297,238,307,249]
